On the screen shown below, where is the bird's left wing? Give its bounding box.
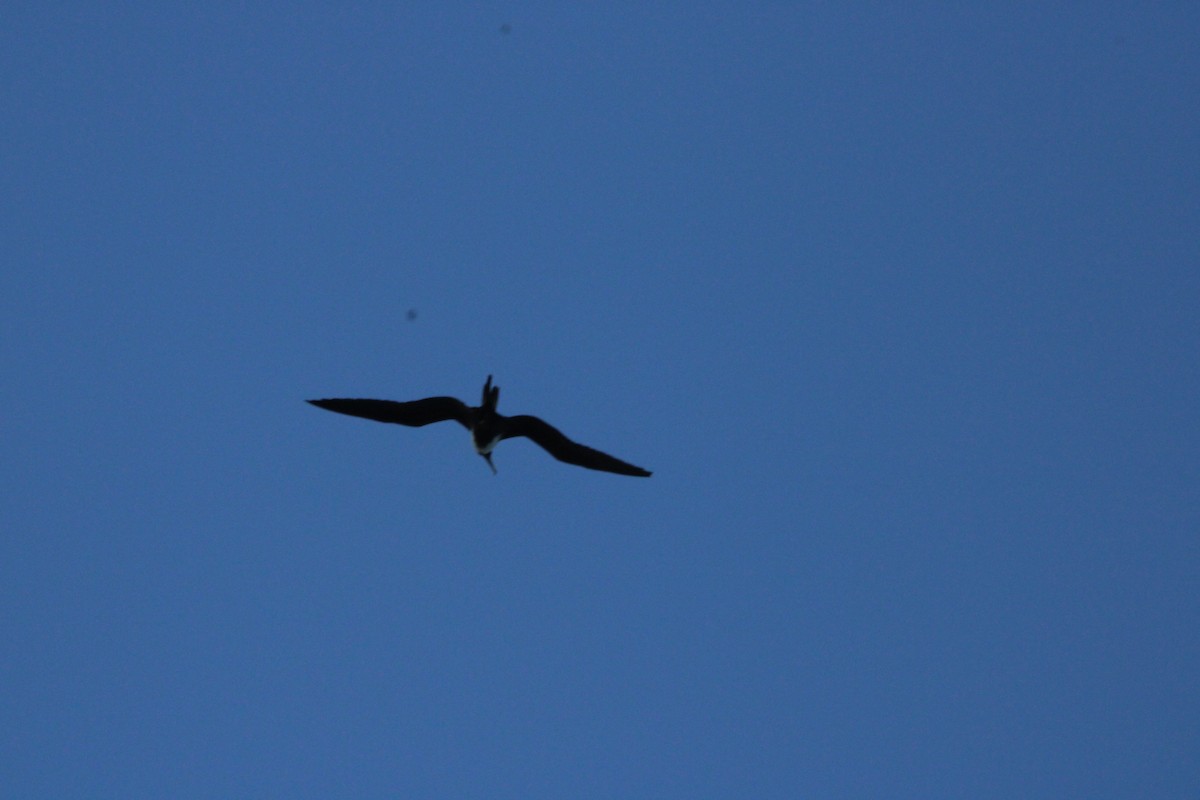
[307,397,470,429]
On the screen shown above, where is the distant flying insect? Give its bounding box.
[308,375,651,477]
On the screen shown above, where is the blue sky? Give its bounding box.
[2,4,1197,797]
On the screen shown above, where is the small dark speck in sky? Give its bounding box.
[406,309,418,321]
[500,23,512,35]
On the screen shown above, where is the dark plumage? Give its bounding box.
[308,375,651,477]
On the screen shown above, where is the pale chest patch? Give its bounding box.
[474,434,501,455]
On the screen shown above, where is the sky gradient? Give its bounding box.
[3,5,1198,797]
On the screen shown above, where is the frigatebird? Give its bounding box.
[308,375,651,477]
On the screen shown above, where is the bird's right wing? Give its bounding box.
[307,397,470,429]
[502,415,651,477]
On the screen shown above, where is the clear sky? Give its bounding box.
[3,4,1198,798]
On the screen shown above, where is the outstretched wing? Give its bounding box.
[307,397,470,429]
[502,415,651,477]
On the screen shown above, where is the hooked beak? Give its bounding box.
[482,453,497,475]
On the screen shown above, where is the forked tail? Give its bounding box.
[481,374,500,411]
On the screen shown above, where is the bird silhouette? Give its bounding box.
[308,375,651,477]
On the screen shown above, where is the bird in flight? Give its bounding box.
[308,375,651,477]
